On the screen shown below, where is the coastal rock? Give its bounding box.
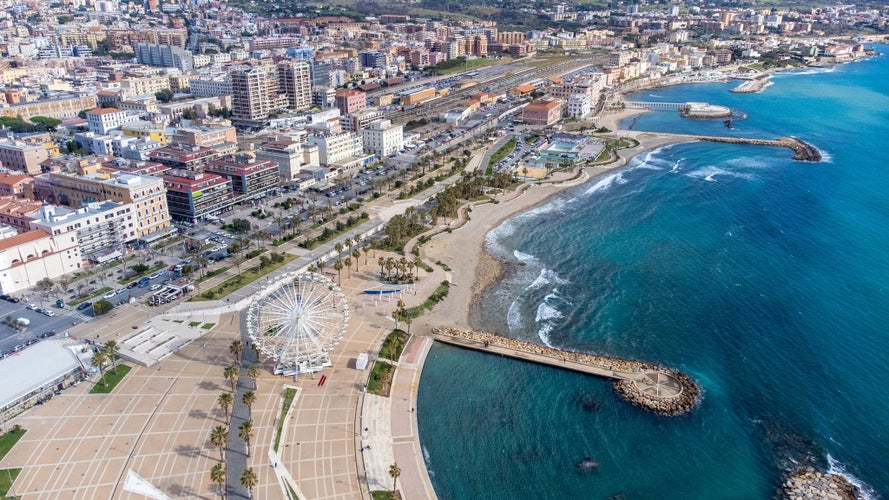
[781,470,861,500]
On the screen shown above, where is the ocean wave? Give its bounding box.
[633,150,670,170]
[584,172,625,195]
[514,249,542,267]
[506,298,524,334]
[535,301,562,347]
[422,445,435,478]
[670,159,683,173]
[826,454,876,500]
[528,267,569,290]
[686,166,756,182]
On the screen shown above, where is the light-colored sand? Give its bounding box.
[419,129,689,334]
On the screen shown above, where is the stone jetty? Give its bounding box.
[431,327,700,416]
[782,468,860,500]
[694,135,822,162]
[731,76,772,93]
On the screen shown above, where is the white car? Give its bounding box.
[103,291,116,300]
[149,284,162,291]
[42,310,55,317]
[26,303,38,310]
[148,272,162,279]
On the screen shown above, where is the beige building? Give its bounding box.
[0,141,49,175]
[0,94,97,120]
[0,229,82,294]
[48,169,171,238]
[121,75,171,98]
[256,139,304,183]
[172,125,238,148]
[277,60,312,111]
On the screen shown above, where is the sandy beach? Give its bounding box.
[419,109,688,333]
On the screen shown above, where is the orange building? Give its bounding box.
[522,99,563,126]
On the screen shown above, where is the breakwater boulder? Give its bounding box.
[431,326,700,416]
[782,468,860,500]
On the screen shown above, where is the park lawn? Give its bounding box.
[367,361,395,397]
[0,467,21,498]
[486,138,516,175]
[274,388,297,452]
[378,330,408,362]
[0,428,26,460]
[90,364,132,394]
[371,490,402,500]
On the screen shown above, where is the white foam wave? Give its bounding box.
[818,149,833,163]
[528,268,569,290]
[514,249,541,266]
[584,172,624,195]
[422,445,435,478]
[535,302,561,347]
[670,159,683,173]
[826,454,876,500]
[633,150,669,170]
[686,166,755,182]
[506,298,524,334]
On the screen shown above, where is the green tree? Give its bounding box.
[92,299,114,315]
[223,364,238,392]
[238,419,254,457]
[217,392,233,423]
[91,349,109,387]
[229,340,243,364]
[29,116,62,131]
[242,391,256,419]
[155,88,174,103]
[389,462,402,493]
[103,340,120,374]
[240,467,258,498]
[247,365,260,389]
[210,425,228,461]
[209,463,226,498]
[333,261,343,285]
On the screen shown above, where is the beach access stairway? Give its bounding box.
[431,327,701,416]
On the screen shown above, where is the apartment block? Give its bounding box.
[360,119,404,157]
[0,229,82,294]
[205,155,279,200]
[29,201,137,263]
[163,170,234,222]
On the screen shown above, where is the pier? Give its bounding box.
[431,327,700,416]
[693,135,822,161]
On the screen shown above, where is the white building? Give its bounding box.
[567,94,591,119]
[29,202,137,264]
[255,139,304,183]
[85,107,139,135]
[0,229,82,294]
[189,74,233,97]
[360,119,404,157]
[306,132,364,166]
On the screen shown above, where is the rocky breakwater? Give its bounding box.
[431,326,700,416]
[782,468,861,500]
[777,137,823,162]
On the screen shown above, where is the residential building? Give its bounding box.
[567,94,591,119]
[0,174,34,198]
[135,43,194,72]
[205,155,279,200]
[171,125,237,148]
[0,93,97,120]
[277,60,312,111]
[48,169,171,238]
[189,74,233,98]
[0,142,48,175]
[120,76,171,98]
[522,99,563,126]
[122,121,168,145]
[0,229,82,294]
[163,170,234,222]
[0,197,43,233]
[360,119,404,157]
[149,145,221,171]
[306,132,364,166]
[86,108,138,135]
[342,108,385,133]
[255,140,303,183]
[334,89,367,115]
[29,202,137,263]
[231,65,287,124]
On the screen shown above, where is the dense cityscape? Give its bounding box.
[0,0,885,497]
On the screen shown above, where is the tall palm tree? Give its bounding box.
[210,462,226,499]
[240,467,258,499]
[217,392,233,423]
[246,365,260,390]
[238,420,254,457]
[229,340,243,364]
[352,249,361,272]
[223,364,238,392]
[210,425,228,461]
[333,261,343,285]
[378,256,385,277]
[103,340,120,374]
[91,349,108,387]
[389,462,401,493]
[344,257,352,278]
[195,255,209,279]
[242,391,256,419]
[334,242,344,260]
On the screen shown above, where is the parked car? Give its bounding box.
[76,302,92,311]
[40,330,56,338]
[42,310,55,317]
[103,291,116,300]
[149,284,162,291]
[27,303,38,310]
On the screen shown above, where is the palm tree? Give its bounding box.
[223,364,238,392]
[217,392,233,423]
[210,425,228,461]
[247,365,260,389]
[195,255,209,279]
[352,249,361,271]
[210,463,226,499]
[240,467,258,499]
[344,257,352,278]
[333,261,343,285]
[242,391,256,419]
[91,349,108,387]
[229,340,243,364]
[103,340,120,374]
[405,316,413,335]
[389,462,401,493]
[238,419,254,457]
[334,242,344,260]
[378,256,385,277]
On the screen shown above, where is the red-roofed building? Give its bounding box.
[0,196,43,233]
[522,99,563,126]
[150,145,221,171]
[0,173,35,198]
[163,170,234,222]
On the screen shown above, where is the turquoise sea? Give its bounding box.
[418,46,889,498]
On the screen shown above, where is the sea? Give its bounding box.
[417,46,889,499]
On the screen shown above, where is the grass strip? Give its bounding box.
[190,254,296,301]
[89,364,132,394]
[0,467,21,498]
[404,281,451,318]
[274,388,297,452]
[378,330,408,362]
[0,428,26,461]
[367,361,395,397]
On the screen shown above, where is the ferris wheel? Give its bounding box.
[246,272,349,375]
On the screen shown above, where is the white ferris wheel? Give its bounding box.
[246,272,349,375]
